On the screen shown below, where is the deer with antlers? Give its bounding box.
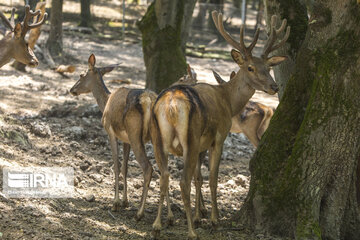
[150,11,290,239]
[0,5,47,68]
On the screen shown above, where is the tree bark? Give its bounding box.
[238,0,360,239]
[46,0,63,58]
[79,0,92,28]
[264,0,308,99]
[137,0,197,93]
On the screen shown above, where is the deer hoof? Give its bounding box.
[151,229,161,240]
[194,217,201,229]
[167,215,174,226]
[211,219,219,230]
[112,200,121,212]
[120,199,129,208]
[187,232,199,240]
[135,212,144,221]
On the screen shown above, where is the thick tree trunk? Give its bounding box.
[239,1,360,239]
[264,0,308,99]
[46,0,63,58]
[79,0,92,28]
[137,0,196,93]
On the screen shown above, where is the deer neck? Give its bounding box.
[0,35,13,68]
[224,70,255,116]
[91,72,110,113]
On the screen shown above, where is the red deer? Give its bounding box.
[0,5,47,68]
[69,54,175,221]
[150,12,290,239]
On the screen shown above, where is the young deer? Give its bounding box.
[150,12,289,239]
[70,54,168,221]
[0,5,47,68]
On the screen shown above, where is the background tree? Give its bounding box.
[137,0,197,92]
[79,0,93,28]
[46,0,63,57]
[238,0,360,239]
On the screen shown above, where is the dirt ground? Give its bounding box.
[0,1,280,239]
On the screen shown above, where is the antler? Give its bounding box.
[211,11,260,59]
[21,5,48,37]
[262,15,290,59]
[0,8,15,30]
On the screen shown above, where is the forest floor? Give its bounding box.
[0,1,281,239]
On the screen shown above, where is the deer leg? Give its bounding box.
[209,141,224,227]
[121,143,130,208]
[129,137,153,221]
[194,152,205,226]
[180,141,200,240]
[109,134,121,212]
[152,151,169,238]
[151,120,172,238]
[166,185,174,226]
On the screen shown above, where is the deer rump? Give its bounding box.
[153,84,232,156]
[103,88,155,144]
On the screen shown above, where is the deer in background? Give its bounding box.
[0,5,47,68]
[150,11,289,239]
[70,54,176,222]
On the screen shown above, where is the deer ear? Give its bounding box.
[100,64,118,76]
[267,56,288,66]
[186,64,191,76]
[230,71,236,80]
[14,23,22,39]
[231,49,245,66]
[212,70,226,84]
[88,54,96,69]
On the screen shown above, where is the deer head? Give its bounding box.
[70,54,118,96]
[212,12,290,95]
[171,64,197,86]
[0,5,47,67]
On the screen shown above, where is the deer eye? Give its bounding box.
[248,66,255,72]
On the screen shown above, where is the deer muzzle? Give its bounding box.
[28,58,39,67]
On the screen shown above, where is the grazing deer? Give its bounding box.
[150,11,289,239]
[70,54,175,222]
[0,5,47,68]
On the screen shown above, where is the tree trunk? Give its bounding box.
[46,0,63,58]
[193,0,207,30]
[137,0,196,93]
[238,1,360,239]
[264,0,308,99]
[79,0,92,28]
[181,0,197,53]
